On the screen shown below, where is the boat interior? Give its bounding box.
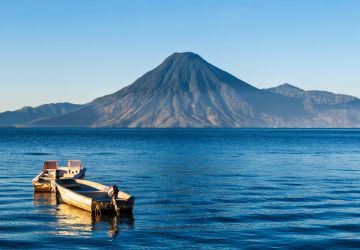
[58,179,132,202]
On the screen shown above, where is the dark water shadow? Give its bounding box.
[23,152,51,156]
[91,152,116,156]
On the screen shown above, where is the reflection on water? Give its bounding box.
[56,203,93,237]
[33,192,134,238]
[33,192,57,206]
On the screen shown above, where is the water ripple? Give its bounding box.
[1,128,360,248]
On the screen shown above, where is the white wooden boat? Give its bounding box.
[56,179,134,214]
[32,160,86,192]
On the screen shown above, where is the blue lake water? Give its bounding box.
[1,128,360,249]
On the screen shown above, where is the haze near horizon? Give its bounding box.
[0,0,359,112]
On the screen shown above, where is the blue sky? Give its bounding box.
[0,0,359,111]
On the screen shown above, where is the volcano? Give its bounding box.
[31,52,360,128]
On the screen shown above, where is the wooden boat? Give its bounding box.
[32,160,86,192]
[56,179,135,214]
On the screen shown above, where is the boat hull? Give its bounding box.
[56,179,134,214]
[92,196,135,213]
[57,183,93,212]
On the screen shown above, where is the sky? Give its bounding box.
[0,0,359,112]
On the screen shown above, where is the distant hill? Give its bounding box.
[266,83,357,105]
[6,52,360,128]
[0,103,82,127]
[264,83,360,127]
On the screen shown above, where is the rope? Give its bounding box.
[94,203,102,217]
[111,196,120,215]
[109,185,121,215]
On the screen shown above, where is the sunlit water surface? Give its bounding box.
[1,128,360,249]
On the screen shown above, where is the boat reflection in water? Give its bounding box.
[33,192,57,206]
[33,192,134,238]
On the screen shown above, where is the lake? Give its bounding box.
[1,128,360,249]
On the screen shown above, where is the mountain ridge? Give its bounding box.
[266,83,357,105]
[2,52,360,128]
[35,52,308,127]
[0,102,82,127]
